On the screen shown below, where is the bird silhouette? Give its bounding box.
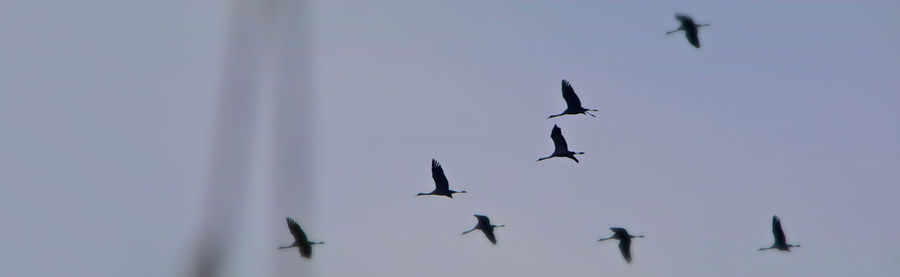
[666,13,709,48]
[417,159,467,198]
[759,215,800,252]
[597,227,644,263]
[461,214,505,245]
[537,125,584,163]
[278,217,324,259]
[548,79,598,118]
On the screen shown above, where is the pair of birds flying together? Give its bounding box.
[413,161,504,244]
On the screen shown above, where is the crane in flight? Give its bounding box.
[537,125,584,163]
[278,217,324,259]
[548,79,598,118]
[461,214,505,245]
[597,227,645,263]
[666,13,710,48]
[759,215,801,252]
[417,159,467,198]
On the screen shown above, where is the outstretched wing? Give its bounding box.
[287,217,309,244]
[610,227,629,237]
[675,13,695,26]
[431,159,449,191]
[685,28,700,48]
[550,125,569,153]
[618,239,632,263]
[772,216,787,245]
[286,217,313,258]
[561,79,583,109]
[475,214,491,227]
[484,228,497,245]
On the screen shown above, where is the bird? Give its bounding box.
[597,227,645,263]
[759,215,800,252]
[461,214,505,245]
[416,159,467,198]
[666,13,709,48]
[537,125,584,163]
[548,79,598,118]
[278,217,324,259]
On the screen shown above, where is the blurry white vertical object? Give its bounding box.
[189,0,313,276]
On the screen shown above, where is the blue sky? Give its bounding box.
[1,1,898,276]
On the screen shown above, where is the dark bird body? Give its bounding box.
[417,159,466,198]
[666,13,709,48]
[597,227,644,263]
[278,217,324,259]
[548,80,598,118]
[537,125,584,163]
[461,215,505,245]
[759,216,800,252]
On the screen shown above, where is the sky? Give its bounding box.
[1,1,899,277]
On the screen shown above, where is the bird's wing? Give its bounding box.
[475,215,491,227]
[286,217,310,244]
[610,227,629,237]
[773,216,787,245]
[431,159,450,191]
[299,243,313,258]
[550,125,569,152]
[675,13,695,26]
[685,28,700,48]
[618,239,632,263]
[484,228,497,245]
[561,79,583,109]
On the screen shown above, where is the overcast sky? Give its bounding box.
[1,1,899,277]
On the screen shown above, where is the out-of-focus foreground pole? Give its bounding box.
[189,0,313,276]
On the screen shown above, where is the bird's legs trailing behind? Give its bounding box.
[461,227,477,235]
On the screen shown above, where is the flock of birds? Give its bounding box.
[277,13,802,263]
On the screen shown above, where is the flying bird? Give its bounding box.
[461,214,505,245]
[548,79,598,118]
[759,215,800,252]
[278,217,324,259]
[537,125,584,163]
[597,227,645,263]
[666,13,710,48]
[417,159,467,198]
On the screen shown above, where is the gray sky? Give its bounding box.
[1,1,899,276]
